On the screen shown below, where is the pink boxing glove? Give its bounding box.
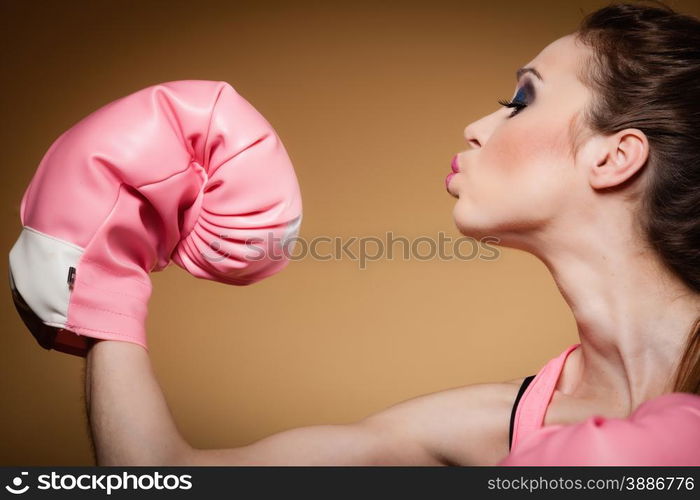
[499,392,700,466]
[9,80,302,357]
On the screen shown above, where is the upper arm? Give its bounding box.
[182,382,520,466]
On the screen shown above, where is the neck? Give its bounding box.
[531,211,700,412]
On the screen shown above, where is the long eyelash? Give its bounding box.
[497,98,527,117]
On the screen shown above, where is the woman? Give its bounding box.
[84,2,700,465]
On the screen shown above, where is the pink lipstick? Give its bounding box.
[445,155,460,191]
[451,155,460,173]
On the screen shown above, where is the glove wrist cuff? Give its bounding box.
[9,226,150,356]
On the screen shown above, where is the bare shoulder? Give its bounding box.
[360,379,524,466]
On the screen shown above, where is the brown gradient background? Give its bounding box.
[2,0,698,466]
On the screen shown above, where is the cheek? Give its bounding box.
[454,119,573,232]
[489,120,558,174]
[477,122,556,199]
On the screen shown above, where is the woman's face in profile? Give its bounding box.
[449,33,594,249]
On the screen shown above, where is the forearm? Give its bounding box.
[84,340,192,465]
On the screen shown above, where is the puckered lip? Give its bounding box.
[445,173,458,198]
[451,155,461,173]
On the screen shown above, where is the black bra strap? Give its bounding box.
[509,375,536,451]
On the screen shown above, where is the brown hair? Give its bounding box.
[574,1,700,394]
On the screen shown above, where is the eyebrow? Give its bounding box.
[516,66,544,82]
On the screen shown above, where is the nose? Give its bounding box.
[463,123,482,149]
[463,109,501,149]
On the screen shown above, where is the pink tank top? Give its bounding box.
[510,342,581,452]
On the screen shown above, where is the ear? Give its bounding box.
[588,129,649,190]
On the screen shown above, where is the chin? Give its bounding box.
[451,203,496,241]
[452,203,529,247]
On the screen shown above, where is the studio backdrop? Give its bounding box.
[3,0,697,466]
